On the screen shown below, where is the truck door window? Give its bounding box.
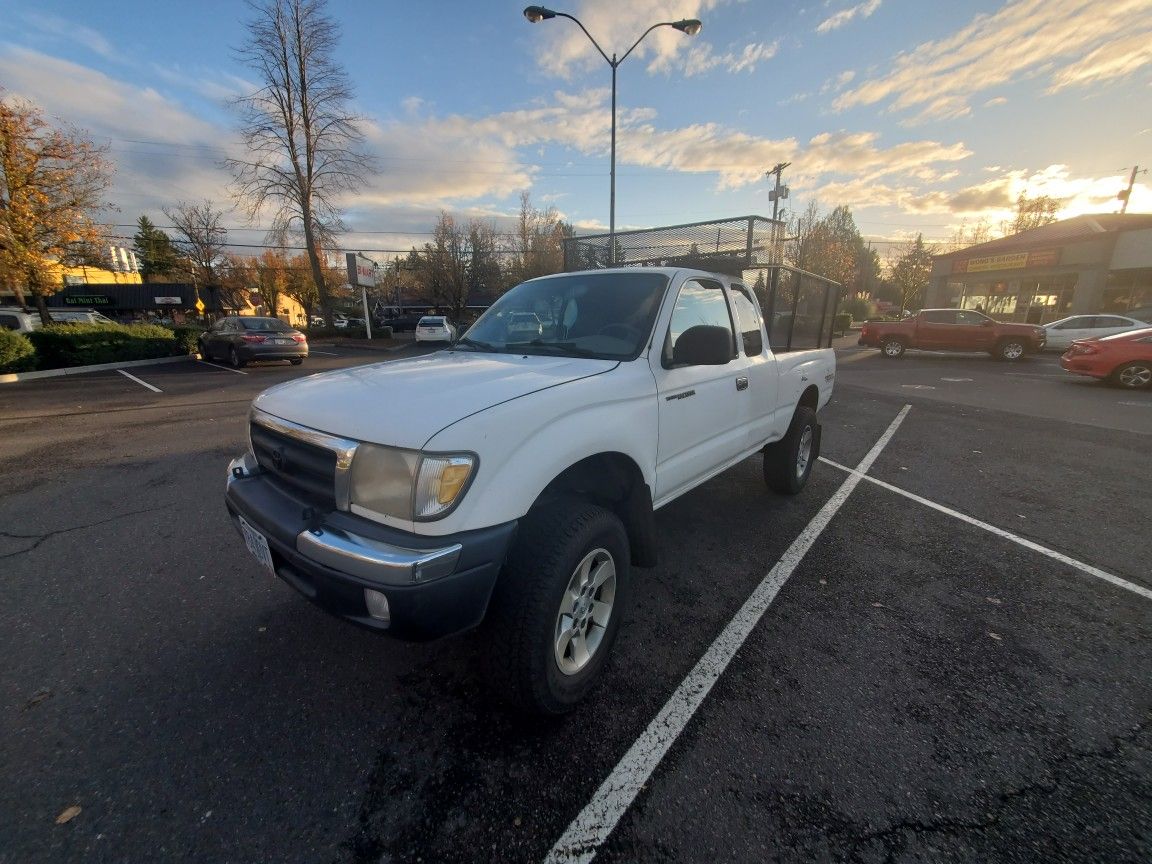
[729,285,764,356]
[664,279,735,366]
[922,310,958,324]
[956,310,989,325]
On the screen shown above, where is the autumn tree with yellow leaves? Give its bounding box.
[0,94,113,323]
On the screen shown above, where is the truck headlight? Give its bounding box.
[349,444,476,521]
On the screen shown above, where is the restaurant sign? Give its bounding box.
[64,294,112,306]
[953,247,1061,274]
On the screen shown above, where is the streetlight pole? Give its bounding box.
[523,6,701,264]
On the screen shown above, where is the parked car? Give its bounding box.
[506,311,544,340]
[1042,314,1149,351]
[0,307,40,333]
[382,313,425,332]
[414,315,456,343]
[1059,327,1152,389]
[224,266,835,714]
[47,309,119,325]
[858,308,1045,359]
[198,316,308,368]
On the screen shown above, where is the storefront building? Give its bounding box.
[928,214,1152,324]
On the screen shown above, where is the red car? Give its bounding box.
[1060,327,1152,389]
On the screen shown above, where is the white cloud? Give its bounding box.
[983,96,1008,107]
[682,41,779,76]
[22,12,117,61]
[834,0,1152,121]
[816,0,882,34]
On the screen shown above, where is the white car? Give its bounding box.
[414,315,456,343]
[1042,314,1149,351]
[506,311,544,341]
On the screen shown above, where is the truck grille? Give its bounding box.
[250,420,339,509]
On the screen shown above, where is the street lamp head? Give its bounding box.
[671,18,703,36]
[523,6,556,23]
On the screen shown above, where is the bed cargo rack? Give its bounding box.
[562,216,844,352]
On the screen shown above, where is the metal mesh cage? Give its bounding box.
[563,215,783,273]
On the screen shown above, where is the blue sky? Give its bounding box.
[1,0,1149,266]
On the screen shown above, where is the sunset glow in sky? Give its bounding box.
[1,0,1149,262]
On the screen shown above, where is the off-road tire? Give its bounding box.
[484,499,630,715]
[764,406,819,495]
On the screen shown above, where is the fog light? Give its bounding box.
[364,589,391,625]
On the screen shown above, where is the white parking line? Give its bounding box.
[309,350,339,355]
[544,405,913,864]
[819,456,1152,603]
[117,369,162,393]
[197,360,248,375]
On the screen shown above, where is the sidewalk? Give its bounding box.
[312,332,415,352]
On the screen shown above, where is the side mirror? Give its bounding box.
[671,325,733,366]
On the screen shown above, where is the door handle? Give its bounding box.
[736,376,749,391]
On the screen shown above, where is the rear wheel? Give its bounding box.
[764,406,818,495]
[485,499,630,715]
[997,339,1026,361]
[1113,362,1152,389]
[229,346,246,368]
[290,358,304,366]
[881,338,906,358]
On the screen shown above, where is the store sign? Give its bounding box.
[64,294,112,305]
[953,247,1061,274]
[154,296,182,304]
[346,253,377,288]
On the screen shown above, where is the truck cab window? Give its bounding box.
[730,285,764,357]
[664,279,735,366]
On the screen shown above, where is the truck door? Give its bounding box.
[729,283,781,447]
[915,310,959,348]
[651,278,748,504]
[956,309,997,350]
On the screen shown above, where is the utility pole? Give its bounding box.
[1118,165,1144,214]
[765,162,791,331]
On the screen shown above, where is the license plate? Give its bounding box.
[272,338,290,344]
[238,516,275,574]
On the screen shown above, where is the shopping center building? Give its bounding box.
[927,213,1152,323]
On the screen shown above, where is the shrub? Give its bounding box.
[28,323,179,369]
[168,325,205,354]
[0,330,36,373]
[839,297,875,322]
[375,325,393,339]
[833,312,853,335]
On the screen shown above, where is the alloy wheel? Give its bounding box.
[554,548,616,676]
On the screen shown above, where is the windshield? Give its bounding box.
[459,271,668,359]
[242,317,293,332]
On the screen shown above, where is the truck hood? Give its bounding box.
[252,350,618,449]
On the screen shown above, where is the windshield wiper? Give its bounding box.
[452,336,498,353]
[509,340,602,358]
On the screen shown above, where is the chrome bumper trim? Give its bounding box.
[297,526,462,586]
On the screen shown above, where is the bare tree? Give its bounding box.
[509,191,570,285]
[1009,193,1060,235]
[163,200,230,310]
[887,234,937,314]
[229,0,375,325]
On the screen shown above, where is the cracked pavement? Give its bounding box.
[0,348,1149,863]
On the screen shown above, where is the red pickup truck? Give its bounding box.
[858,309,1046,360]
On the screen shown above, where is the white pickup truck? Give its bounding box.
[225,267,835,713]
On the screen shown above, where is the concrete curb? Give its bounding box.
[0,354,194,384]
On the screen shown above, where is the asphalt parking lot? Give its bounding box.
[1,344,1148,864]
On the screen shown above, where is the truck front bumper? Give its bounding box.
[225,454,517,640]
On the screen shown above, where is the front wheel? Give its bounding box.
[484,499,630,715]
[997,339,1026,361]
[881,338,906,358]
[199,341,212,361]
[764,406,819,495]
[1113,362,1152,389]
